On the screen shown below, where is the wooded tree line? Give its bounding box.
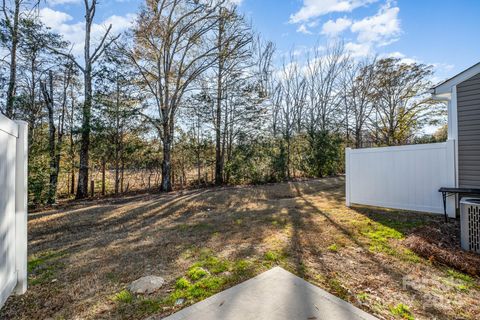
[0,0,445,206]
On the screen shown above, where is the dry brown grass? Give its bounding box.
[1,177,479,320]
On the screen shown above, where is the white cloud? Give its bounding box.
[38,8,135,58]
[345,42,371,57]
[384,51,417,64]
[290,0,377,23]
[96,13,136,37]
[297,24,313,34]
[343,2,401,58]
[350,2,400,45]
[38,7,74,27]
[321,17,352,37]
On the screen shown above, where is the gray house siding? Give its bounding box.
[457,72,480,188]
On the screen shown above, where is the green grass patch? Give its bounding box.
[28,250,65,286]
[166,275,226,304]
[112,291,162,318]
[188,276,225,299]
[356,292,369,301]
[138,298,161,314]
[163,251,264,309]
[401,249,421,263]
[163,251,234,306]
[445,269,476,292]
[192,254,230,274]
[233,259,254,276]
[355,218,419,259]
[264,250,279,261]
[175,277,191,290]
[446,269,474,283]
[187,266,209,281]
[328,244,339,252]
[363,224,403,253]
[113,290,133,304]
[390,303,414,320]
[28,251,65,273]
[327,278,349,300]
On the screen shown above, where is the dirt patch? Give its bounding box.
[1,177,479,320]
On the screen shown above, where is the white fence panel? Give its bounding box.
[346,140,456,215]
[0,115,27,309]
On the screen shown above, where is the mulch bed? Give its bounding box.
[404,221,480,276]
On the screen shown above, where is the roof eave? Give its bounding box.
[430,61,480,95]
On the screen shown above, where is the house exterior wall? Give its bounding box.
[457,72,480,188]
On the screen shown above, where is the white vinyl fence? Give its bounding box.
[0,114,27,309]
[345,140,456,215]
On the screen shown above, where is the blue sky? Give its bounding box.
[39,0,480,82]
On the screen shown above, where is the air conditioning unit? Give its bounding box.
[460,198,480,253]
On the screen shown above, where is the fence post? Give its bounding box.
[14,121,28,295]
[345,147,351,207]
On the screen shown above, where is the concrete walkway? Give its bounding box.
[161,267,378,320]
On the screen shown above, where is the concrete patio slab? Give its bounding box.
[161,267,378,320]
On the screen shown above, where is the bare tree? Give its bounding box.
[343,57,376,148]
[213,6,250,185]
[212,5,252,185]
[124,0,228,192]
[304,43,347,135]
[1,0,40,118]
[272,53,307,178]
[40,63,74,204]
[49,0,120,198]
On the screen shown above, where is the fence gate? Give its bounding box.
[0,114,27,308]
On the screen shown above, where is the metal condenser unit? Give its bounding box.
[460,198,480,253]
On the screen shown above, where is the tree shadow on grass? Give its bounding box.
[2,177,458,320]
[350,205,443,236]
[289,183,454,320]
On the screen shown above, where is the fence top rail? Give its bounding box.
[0,114,18,138]
[347,141,450,154]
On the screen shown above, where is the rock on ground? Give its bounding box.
[128,276,165,294]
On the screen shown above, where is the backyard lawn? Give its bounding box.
[1,177,479,320]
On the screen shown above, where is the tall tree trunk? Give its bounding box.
[76,71,92,198]
[114,154,120,194]
[161,135,172,192]
[215,10,225,186]
[70,164,75,195]
[114,150,120,194]
[42,68,68,204]
[114,74,120,195]
[69,96,75,195]
[5,0,20,118]
[120,155,125,193]
[76,7,93,199]
[101,158,106,196]
[42,71,58,204]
